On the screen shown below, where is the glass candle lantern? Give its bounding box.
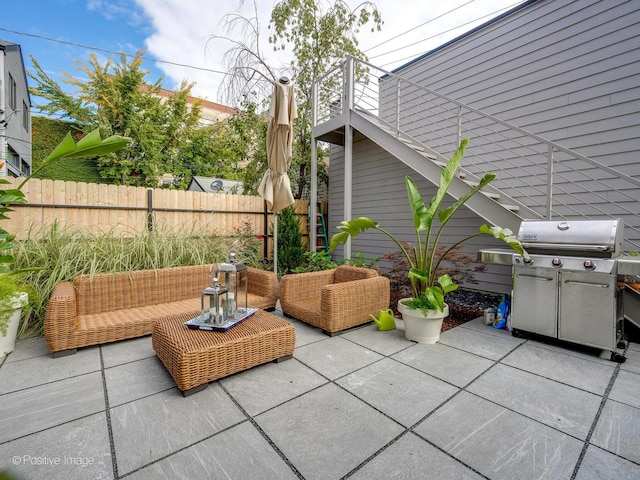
[200,279,228,324]
[215,252,248,320]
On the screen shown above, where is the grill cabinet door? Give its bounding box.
[558,271,616,351]
[512,266,558,337]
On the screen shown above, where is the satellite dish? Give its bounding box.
[210,180,223,192]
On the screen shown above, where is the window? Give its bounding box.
[7,147,19,168]
[21,159,30,176]
[22,101,29,131]
[8,73,17,110]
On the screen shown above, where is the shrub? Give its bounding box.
[276,205,306,275]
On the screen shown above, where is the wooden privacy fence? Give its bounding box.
[3,178,310,259]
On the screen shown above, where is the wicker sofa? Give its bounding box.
[279,265,390,335]
[45,264,279,356]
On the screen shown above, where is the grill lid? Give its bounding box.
[517,219,623,256]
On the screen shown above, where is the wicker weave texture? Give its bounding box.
[45,265,280,353]
[152,310,295,392]
[279,265,390,332]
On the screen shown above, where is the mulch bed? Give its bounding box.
[390,288,504,332]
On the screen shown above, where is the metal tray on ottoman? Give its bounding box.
[152,309,296,396]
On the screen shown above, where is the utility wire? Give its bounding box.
[372,0,525,64]
[0,26,229,77]
[364,0,475,53]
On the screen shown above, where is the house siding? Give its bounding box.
[390,0,639,187]
[328,0,639,295]
[0,40,31,177]
[329,138,513,294]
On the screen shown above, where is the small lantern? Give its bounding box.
[215,252,248,320]
[200,276,228,325]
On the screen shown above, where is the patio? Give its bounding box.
[1,305,639,480]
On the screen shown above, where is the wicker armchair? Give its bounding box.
[279,265,390,335]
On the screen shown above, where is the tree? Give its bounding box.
[213,0,382,199]
[28,52,220,187]
[269,0,382,198]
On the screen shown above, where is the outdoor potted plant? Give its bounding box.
[0,180,29,358]
[329,138,528,344]
[0,128,130,357]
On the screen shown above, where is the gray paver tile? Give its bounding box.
[621,346,640,374]
[502,343,615,394]
[5,336,51,362]
[110,383,245,476]
[415,391,584,480]
[0,372,105,443]
[591,399,640,464]
[220,358,327,416]
[341,323,414,356]
[439,324,523,360]
[289,319,328,347]
[125,421,297,480]
[336,357,458,427]
[458,317,507,337]
[608,370,640,409]
[0,347,101,394]
[255,382,404,480]
[104,356,175,406]
[0,413,113,480]
[350,432,483,480]
[392,343,494,387]
[101,336,155,368]
[526,337,616,366]
[575,445,640,480]
[294,336,383,380]
[467,363,601,440]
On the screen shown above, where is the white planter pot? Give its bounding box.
[1,292,28,359]
[397,298,448,344]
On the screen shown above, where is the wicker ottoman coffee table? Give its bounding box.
[153,309,296,396]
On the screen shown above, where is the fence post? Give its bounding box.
[147,189,153,231]
[263,201,269,261]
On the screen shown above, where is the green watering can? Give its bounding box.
[370,309,396,331]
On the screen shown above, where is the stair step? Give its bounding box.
[434,160,466,179]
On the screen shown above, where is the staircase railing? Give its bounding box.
[313,56,640,252]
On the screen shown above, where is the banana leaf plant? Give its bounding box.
[329,137,528,313]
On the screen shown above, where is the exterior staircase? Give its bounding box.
[311,56,640,329]
[311,56,640,252]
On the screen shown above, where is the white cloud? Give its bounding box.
[134,0,525,103]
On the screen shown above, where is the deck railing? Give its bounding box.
[313,56,640,252]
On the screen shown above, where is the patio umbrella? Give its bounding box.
[258,77,297,274]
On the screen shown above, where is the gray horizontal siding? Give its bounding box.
[329,139,514,294]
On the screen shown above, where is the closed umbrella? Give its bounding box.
[258,77,297,274]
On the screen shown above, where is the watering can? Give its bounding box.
[370,309,396,331]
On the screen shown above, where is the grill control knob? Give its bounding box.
[552,257,563,267]
[584,259,596,270]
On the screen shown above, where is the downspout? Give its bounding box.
[310,76,318,252]
[344,57,354,259]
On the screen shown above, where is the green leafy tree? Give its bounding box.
[214,0,381,199]
[271,0,381,198]
[227,97,269,195]
[28,52,220,187]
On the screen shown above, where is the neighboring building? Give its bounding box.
[0,39,31,177]
[188,176,244,194]
[144,85,236,126]
[317,0,640,294]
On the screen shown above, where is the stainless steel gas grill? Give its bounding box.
[478,219,640,362]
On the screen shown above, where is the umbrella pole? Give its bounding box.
[273,213,278,275]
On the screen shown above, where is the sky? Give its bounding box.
[2,0,527,114]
